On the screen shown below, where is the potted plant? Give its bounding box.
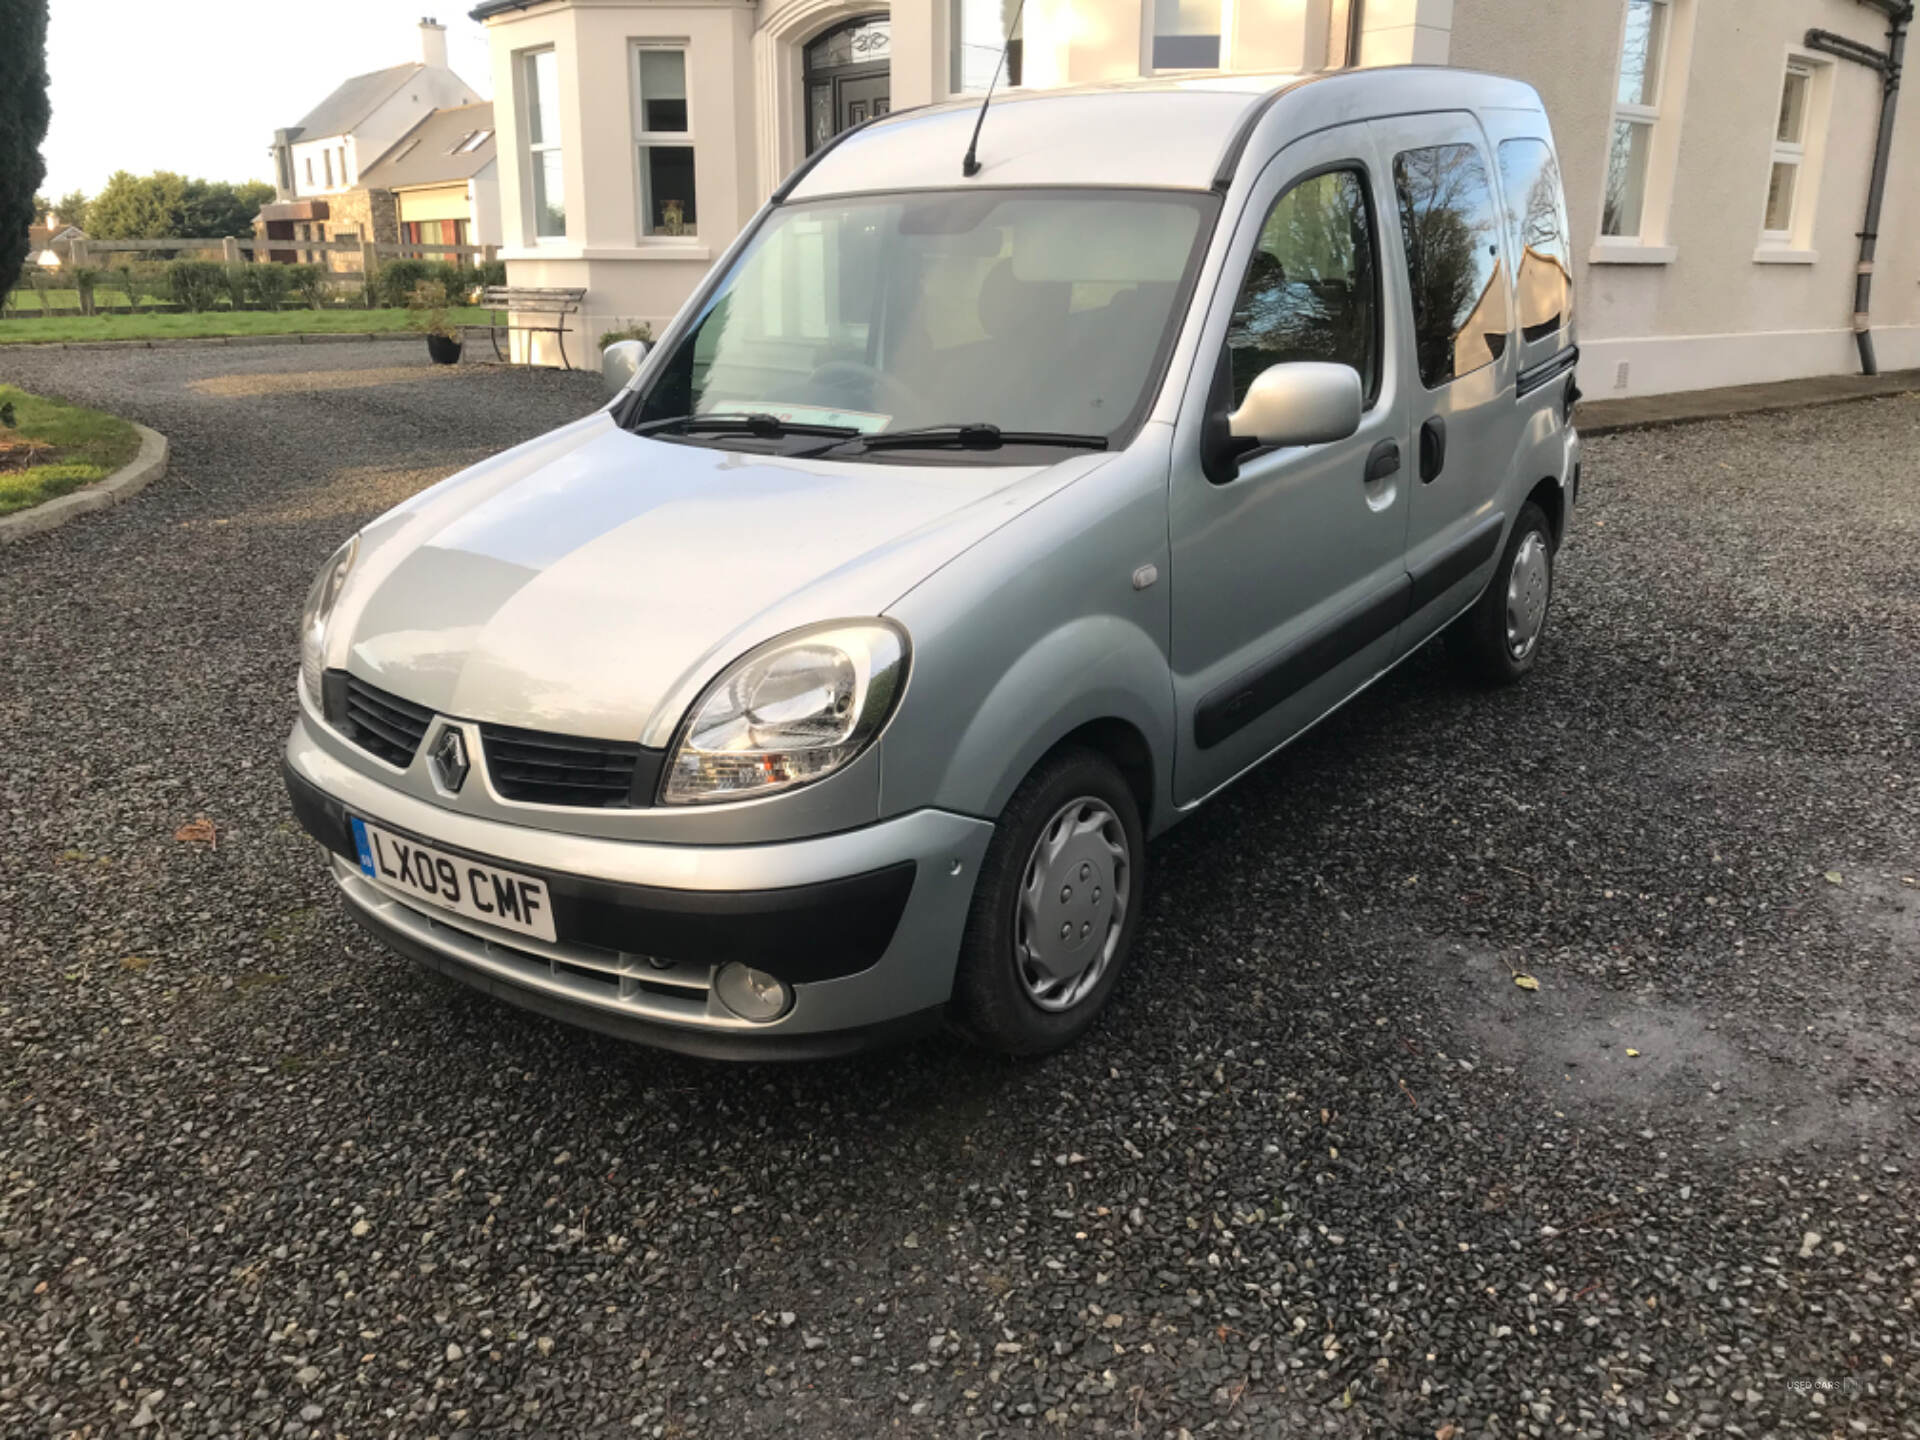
[597,320,653,352]
[409,280,462,364]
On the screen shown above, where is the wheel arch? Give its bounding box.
[1046,716,1158,833]
[1526,474,1567,548]
[903,613,1177,835]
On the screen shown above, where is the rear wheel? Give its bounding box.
[1449,500,1554,684]
[951,747,1145,1055]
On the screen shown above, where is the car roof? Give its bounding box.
[787,67,1548,200]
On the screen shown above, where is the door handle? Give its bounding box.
[1364,439,1401,484]
[1419,416,1447,483]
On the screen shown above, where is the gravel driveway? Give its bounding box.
[2,342,1916,1439]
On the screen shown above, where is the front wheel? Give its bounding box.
[1449,500,1555,684]
[951,747,1146,1055]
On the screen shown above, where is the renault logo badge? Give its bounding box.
[429,727,470,793]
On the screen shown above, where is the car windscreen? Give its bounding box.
[630,188,1217,453]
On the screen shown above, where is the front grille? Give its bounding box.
[480,723,648,807]
[341,675,433,768]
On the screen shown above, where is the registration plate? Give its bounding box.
[350,817,557,943]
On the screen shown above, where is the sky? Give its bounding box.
[38,1,496,200]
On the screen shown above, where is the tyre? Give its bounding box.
[1449,499,1555,684]
[951,746,1146,1055]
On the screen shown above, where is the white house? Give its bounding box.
[260,19,485,256]
[469,0,1919,394]
[271,19,482,202]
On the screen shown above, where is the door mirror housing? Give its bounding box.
[1227,362,1363,448]
[602,339,648,396]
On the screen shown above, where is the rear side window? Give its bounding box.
[1224,168,1379,408]
[1392,143,1511,389]
[1496,138,1574,345]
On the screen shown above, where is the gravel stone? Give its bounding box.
[0,345,1916,1436]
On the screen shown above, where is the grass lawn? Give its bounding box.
[0,306,497,346]
[11,286,155,312]
[12,287,102,311]
[12,288,356,313]
[0,385,143,517]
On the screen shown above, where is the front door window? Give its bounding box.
[1224,168,1380,410]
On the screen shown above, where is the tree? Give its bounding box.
[85,171,273,240]
[0,0,53,299]
[179,179,274,238]
[53,187,88,230]
[32,192,51,225]
[88,170,186,239]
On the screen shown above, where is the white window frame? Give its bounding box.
[1592,0,1696,265]
[1755,53,1830,262]
[520,47,566,243]
[630,41,696,240]
[323,149,334,188]
[1601,0,1666,240]
[949,0,1024,96]
[1141,0,1232,76]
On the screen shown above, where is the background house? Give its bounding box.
[258,18,484,262]
[357,101,503,254]
[469,0,1917,393]
[26,222,85,270]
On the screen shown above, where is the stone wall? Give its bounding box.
[326,191,372,256]
[323,188,401,262]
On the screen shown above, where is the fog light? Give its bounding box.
[714,962,792,1023]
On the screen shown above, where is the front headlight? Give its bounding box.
[299,535,359,704]
[661,621,908,805]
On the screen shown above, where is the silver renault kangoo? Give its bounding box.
[285,67,1581,1058]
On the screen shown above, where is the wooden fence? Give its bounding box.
[4,235,505,316]
[68,236,497,273]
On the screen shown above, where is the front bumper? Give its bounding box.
[285,715,995,1058]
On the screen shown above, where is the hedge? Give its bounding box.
[4,256,509,316]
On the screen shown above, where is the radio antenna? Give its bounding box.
[961,0,1028,177]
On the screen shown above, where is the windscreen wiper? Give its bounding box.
[832,422,1109,454]
[635,412,863,440]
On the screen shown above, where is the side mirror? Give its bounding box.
[601,338,648,396]
[1227,361,1363,448]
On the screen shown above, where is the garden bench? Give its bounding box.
[463,286,588,370]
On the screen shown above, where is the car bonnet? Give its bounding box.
[327,413,1105,745]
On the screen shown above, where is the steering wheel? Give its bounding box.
[801,360,920,418]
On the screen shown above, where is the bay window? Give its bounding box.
[1149,0,1224,72]
[952,0,1023,93]
[523,48,565,240]
[633,44,696,237]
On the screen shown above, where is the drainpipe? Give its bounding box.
[1805,0,1911,375]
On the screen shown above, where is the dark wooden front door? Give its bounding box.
[803,16,891,154]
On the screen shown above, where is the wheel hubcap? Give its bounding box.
[1505,529,1551,661]
[1015,797,1130,1013]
